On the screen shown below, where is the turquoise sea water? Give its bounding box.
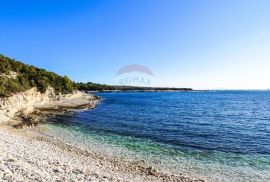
[39,91,270,181]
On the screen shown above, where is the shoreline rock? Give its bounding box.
[0,87,100,127]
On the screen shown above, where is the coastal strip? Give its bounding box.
[0,88,202,182]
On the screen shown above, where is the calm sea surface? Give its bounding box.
[39,91,270,181]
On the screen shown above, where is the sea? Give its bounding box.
[38,91,270,182]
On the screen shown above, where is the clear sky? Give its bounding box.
[1,0,270,90]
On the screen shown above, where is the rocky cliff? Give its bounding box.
[0,87,97,124]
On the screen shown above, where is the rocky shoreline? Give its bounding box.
[12,94,100,129]
[0,87,100,128]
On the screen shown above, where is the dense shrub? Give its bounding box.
[0,54,75,97]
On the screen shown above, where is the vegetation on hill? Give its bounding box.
[0,54,192,97]
[0,54,75,97]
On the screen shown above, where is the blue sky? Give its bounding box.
[1,0,270,89]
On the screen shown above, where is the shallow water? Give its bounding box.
[39,91,270,181]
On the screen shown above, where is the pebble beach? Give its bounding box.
[0,125,199,182]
